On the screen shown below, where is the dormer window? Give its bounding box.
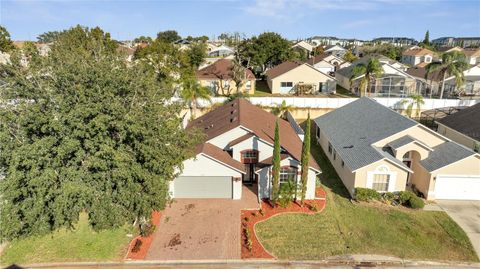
[241,150,258,164]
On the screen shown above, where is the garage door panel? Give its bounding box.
[435,175,480,200]
[174,176,232,198]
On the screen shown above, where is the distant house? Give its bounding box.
[292,41,315,57]
[208,45,234,57]
[170,99,321,200]
[436,46,463,54]
[406,66,442,97]
[196,59,255,95]
[314,97,480,201]
[371,37,417,47]
[436,103,480,152]
[336,55,416,97]
[306,53,351,75]
[324,45,347,58]
[443,65,480,97]
[432,37,480,48]
[265,61,336,95]
[463,48,480,65]
[401,47,435,66]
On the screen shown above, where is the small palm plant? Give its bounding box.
[271,100,294,119]
[180,78,212,119]
[400,94,425,118]
[350,58,383,97]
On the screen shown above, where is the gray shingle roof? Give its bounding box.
[314,97,418,171]
[374,147,413,172]
[388,135,432,151]
[437,102,480,141]
[420,142,476,172]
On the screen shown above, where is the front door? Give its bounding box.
[243,164,256,185]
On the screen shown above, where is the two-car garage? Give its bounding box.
[435,175,480,200]
[173,176,233,199]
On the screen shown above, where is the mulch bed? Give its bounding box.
[125,210,162,260]
[240,187,327,259]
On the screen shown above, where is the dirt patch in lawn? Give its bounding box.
[241,187,327,259]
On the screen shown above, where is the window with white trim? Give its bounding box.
[372,174,390,192]
[246,80,252,89]
[279,167,297,187]
[281,82,293,87]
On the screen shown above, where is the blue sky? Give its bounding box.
[1,0,479,41]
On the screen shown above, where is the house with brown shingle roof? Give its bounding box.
[305,53,351,75]
[169,98,321,200]
[401,46,435,66]
[196,59,256,95]
[463,48,480,65]
[265,61,336,95]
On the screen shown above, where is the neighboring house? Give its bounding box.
[406,66,442,98]
[314,97,480,200]
[443,65,480,97]
[436,103,480,152]
[207,45,234,57]
[463,48,480,65]
[401,47,435,66]
[305,53,351,75]
[292,41,314,57]
[265,61,336,95]
[196,59,255,95]
[170,99,321,200]
[437,46,463,54]
[324,45,347,58]
[336,55,417,97]
[432,37,480,47]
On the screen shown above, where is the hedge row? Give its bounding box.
[354,188,425,209]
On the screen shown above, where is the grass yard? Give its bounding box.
[1,213,133,265]
[251,80,273,97]
[334,85,357,98]
[255,124,478,262]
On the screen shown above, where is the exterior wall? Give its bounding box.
[335,73,351,90]
[233,178,242,199]
[394,143,431,161]
[426,155,480,200]
[354,160,409,193]
[256,157,318,200]
[269,64,336,94]
[180,154,242,177]
[230,136,274,162]
[199,78,255,95]
[437,123,479,152]
[207,126,250,149]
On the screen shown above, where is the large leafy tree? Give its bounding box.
[425,51,469,99]
[299,113,311,206]
[157,30,181,43]
[187,42,207,68]
[271,120,281,206]
[237,32,293,72]
[350,58,384,97]
[37,31,63,43]
[0,25,15,52]
[0,25,198,240]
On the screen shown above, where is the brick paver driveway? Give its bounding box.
[145,185,259,260]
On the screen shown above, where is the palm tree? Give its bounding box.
[271,100,294,119]
[350,58,383,97]
[400,94,425,118]
[180,78,212,119]
[425,51,469,99]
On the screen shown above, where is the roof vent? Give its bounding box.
[359,137,366,140]
[230,117,237,123]
[343,145,354,149]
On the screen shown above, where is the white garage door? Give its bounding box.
[174,176,232,198]
[435,175,480,200]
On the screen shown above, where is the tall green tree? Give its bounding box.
[343,50,359,62]
[423,30,430,46]
[400,95,425,118]
[180,78,212,119]
[0,25,15,52]
[37,31,63,43]
[0,25,198,240]
[271,120,281,206]
[425,51,469,99]
[299,113,311,206]
[134,36,153,44]
[187,42,207,68]
[350,58,384,97]
[157,30,181,43]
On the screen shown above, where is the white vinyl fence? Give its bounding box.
[194,97,479,110]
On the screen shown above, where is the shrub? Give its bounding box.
[355,188,381,201]
[310,203,318,212]
[139,222,155,237]
[131,239,143,253]
[398,191,413,205]
[408,195,425,209]
[259,209,265,216]
[278,179,296,208]
[382,192,395,203]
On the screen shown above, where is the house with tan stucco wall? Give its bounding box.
[314,97,480,201]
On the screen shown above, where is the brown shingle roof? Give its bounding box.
[437,102,480,141]
[403,48,434,56]
[406,67,443,82]
[196,59,255,80]
[187,99,321,171]
[265,61,303,79]
[196,143,246,172]
[305,53,329,65]
[463,48,480,57]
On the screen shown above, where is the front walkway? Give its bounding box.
[145,185,260,260]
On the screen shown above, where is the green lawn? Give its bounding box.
[1,213,133,265]
[255,125,478,262]
[334,85,357,98]
[251,80,273,97]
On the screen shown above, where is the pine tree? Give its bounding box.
[271,120,281,206]
[423,30,430,46]
[300,113,311,205]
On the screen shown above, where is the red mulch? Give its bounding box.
[240,187,327,259]
[125,211,162,260]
